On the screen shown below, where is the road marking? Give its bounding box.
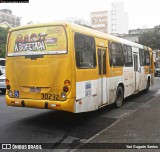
[85,96,157,143]
[69,95,158,152]
[100,109,133,119]
[155,89,160,94]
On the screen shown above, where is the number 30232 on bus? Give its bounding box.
[41,93,59,100]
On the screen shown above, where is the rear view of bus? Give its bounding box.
[6,23,75,112]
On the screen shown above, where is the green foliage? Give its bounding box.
[0,27,9,58]
[139,27,160,50]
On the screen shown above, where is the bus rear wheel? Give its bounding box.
[144,79,150,93]
[115,86,124,108]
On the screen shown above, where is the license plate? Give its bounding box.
[41,93,59,100]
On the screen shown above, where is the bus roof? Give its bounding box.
[8,22,151,50]
[69,23,150,50]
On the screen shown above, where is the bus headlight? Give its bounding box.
[8,90,13,97]
[61,92,66,99]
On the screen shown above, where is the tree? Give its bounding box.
[139,27,160,50]
[0,27,9,58]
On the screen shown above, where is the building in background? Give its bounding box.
[117,26,160,63]
[0,9,21,27]
[0,22,12,28]
[65,17,90,27]
[108,2,128,34]
[90,11,108,33]
[117,27,155,43]
[129,28,154,35]
[90,2,128,34]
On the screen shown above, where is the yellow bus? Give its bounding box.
[5,22,154,113]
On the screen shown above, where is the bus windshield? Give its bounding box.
[7,26,67,56]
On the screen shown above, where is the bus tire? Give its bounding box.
[114,86,124,108]
[144,79,150,94]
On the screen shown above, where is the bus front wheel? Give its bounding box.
[115,86,124,108]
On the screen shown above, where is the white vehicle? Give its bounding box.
[0,58,6,94]
[154,67,160,76]
[154,60,160,76]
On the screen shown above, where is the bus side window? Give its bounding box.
[108,42,113,67]
[123,45,133,67]
[139,49,145,66]
[110,42,124,67]
[98,49,102,75]
[74,33,96,69]
[145,50,150,66]
[103,49,106,74]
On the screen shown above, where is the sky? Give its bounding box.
[1,0,160,29]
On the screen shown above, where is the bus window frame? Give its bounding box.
[123,45,133,67]
[145,49,150,66]
[139,49,145,66]
[139,49,151,66]
[109,42,124,67]
[108,41,113,67]
[74,33,97,69]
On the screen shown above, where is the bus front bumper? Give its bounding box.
[5,95,75,113]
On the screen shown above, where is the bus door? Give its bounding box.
[97,47,107,106]
[133,53,140,92]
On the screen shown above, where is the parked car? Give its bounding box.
[0,58,6,94]
[155,67,160,76]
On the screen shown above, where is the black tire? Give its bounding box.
[115,86,124,108]
[144,79,150,94]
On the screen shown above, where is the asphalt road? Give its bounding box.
[0,77,160,152]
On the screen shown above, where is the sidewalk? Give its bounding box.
[78,95,160,152]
